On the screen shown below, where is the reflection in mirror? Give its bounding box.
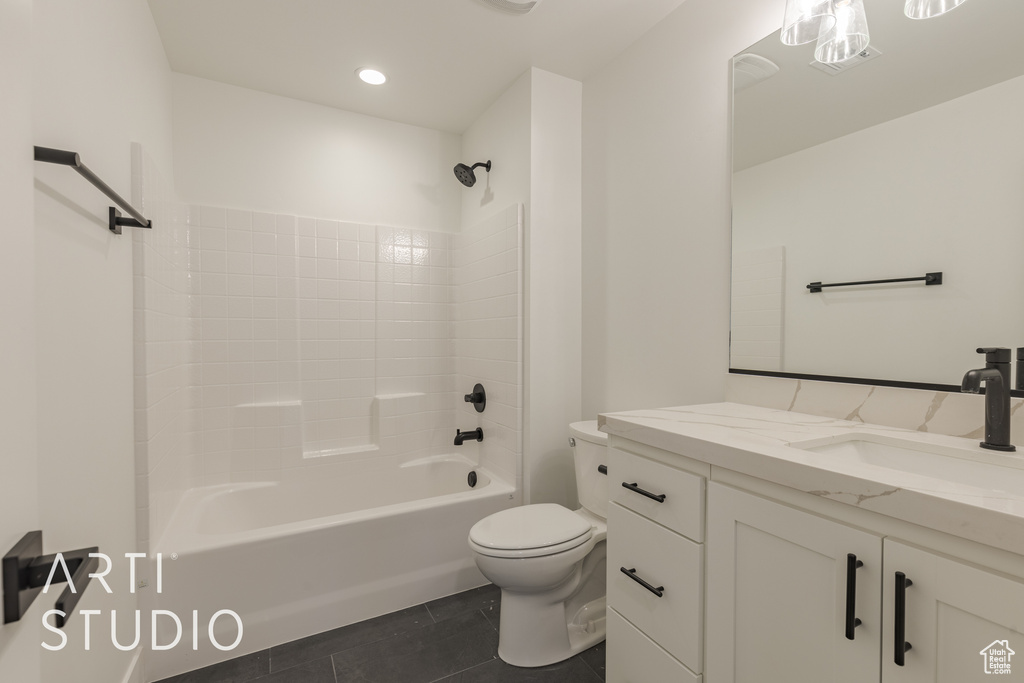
[730,0,1024,388]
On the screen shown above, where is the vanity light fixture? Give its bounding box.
[904,0,970,20]
[814,0,870,65]
[356,68,387,85]
[781,0,837,45]
[783,0,971,65]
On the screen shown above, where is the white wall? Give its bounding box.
[461,68,583,507]
[31,0,174,681]
[460,71,532,231]
[581,0,785,418]
[172,74,462,232]
[526,70,584,506]
[733,74,1024,385]
[0,1,40,680]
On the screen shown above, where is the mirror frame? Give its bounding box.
[727,22,1024,398]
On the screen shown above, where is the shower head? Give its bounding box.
[454,160,491,187]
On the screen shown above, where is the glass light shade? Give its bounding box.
[904,0,969,20]
[781,0,837,46]
[814,0,870,64]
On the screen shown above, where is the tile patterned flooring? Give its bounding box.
[155,584,606,683]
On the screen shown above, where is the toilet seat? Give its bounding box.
[469,504,594,559]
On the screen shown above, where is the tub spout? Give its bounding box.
[455,428,483,445]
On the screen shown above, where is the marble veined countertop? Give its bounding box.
[599,402,1024,555]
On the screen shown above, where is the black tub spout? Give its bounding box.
[454,428,483,446]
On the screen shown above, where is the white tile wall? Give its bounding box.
[453,205,524,489]
[376,227,456,460]
[190,210,379,480]
[731,246,785,371]
[134,186,525,546]
[131,144,198,550]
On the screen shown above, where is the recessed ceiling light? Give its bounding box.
[357,68,387,85]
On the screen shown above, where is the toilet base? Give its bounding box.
[470,506,608,668]
[496,593,607,668]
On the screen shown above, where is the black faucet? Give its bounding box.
[454,428,483,446]
[1017,348,1024,391]
[961,347,1015,452]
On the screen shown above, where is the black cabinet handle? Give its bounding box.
[845,553,864,640]
[621,482,666,503]
[894,571,913,666]
[620,567,664,597]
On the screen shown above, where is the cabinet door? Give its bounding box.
[882,539,1024,683]
[706,483,882,683]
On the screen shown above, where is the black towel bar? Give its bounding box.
[807,272,942,293]
[34,145,152,234]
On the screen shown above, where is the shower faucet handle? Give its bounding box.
[464,383,486,413]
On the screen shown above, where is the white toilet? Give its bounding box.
[468,421,609,667]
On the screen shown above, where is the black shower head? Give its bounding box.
[454,160,491,187]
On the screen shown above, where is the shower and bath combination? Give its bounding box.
[454,160,491,187]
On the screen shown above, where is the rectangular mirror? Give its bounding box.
[731,0,1024,388]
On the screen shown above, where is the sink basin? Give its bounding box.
[789,432,1024,497]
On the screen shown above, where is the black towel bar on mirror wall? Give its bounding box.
[807,272,942,293]
[33,146,153,234]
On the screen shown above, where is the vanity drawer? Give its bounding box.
[610,447,705,542]
[607,608,700,683]
[607,502,703,672]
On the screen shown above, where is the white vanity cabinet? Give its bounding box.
[706,483,1024,683]
[606,445,708,683]
[881,539,1024,683]
[705,483,882,683]
[601,404,1024,683]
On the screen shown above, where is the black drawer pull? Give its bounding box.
[894,571,913,666]
[845,553,863,640]
[598,464,607,475]
[620,567,664,597]
[622,482,666,503]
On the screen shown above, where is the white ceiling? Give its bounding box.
[734,0,1024,170]
[147,0,687,134]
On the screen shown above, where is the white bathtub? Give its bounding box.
[146,456,515,681]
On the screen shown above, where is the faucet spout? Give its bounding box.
[454,428,483,446]
[961,367,1001,393]
[961,347,1015,452]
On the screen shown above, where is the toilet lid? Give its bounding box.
[469,504,593,551]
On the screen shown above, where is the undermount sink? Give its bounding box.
[788,432,1024,497]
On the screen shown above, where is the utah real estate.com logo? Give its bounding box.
[980,640,1014,675]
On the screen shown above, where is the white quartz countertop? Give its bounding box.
[599,402,1024,555]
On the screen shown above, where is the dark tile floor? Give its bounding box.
[156,584,606,683]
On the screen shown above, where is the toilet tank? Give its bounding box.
[569,421,609,520]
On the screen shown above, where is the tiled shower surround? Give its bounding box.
[133,149,523,549]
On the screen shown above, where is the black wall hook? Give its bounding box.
[3,531,98,628]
